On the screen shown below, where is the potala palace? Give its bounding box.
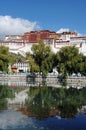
[0,30,86,56]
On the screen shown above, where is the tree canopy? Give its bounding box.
[31,40,54,75]
[55,46,86,76]
[0,43,86,77]
[0,46,9,72]
[26,52,39,72]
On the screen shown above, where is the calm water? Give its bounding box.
[0,110,86,130]
[0,86,86,130]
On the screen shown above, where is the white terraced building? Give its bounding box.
[54,36,86,55]
[0,31,86,56]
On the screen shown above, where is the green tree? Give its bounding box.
[31,40,54,75]
[0,46,10,72]
[9,53,25,64]
[8,53,18,65]
[55,46,84,76]
[41,52,55,75]
[26,52,39,73]
[80,55,86,76]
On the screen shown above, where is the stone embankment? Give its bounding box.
[67,76,86,88]
[0,73,86,88]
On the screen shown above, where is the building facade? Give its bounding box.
[11,62,30,73]
[22,30,58,43]
[0,30,86,56]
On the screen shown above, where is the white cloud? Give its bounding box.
[0,15,40,38]
[57,28,82,36]
[57,28,69,33]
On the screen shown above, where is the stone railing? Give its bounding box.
[0,73,86,88]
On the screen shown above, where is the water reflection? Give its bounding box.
[0,85,15,111]
[0,85,86,130]
[25,86,86,119]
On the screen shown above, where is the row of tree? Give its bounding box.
[0,40,86,76]
[26,40,86,77]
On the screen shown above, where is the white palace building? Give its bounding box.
[0,30,86,56]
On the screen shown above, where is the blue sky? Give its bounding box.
[0,0,86,37]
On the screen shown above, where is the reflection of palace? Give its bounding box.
[0,30,86,56]
[78,105,86,114]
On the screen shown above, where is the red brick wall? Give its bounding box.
[22,30,58,43]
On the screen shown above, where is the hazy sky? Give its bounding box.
[0,0,86,37]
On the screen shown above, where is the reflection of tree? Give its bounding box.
[25,86,86,119]
[0,85,15,111]
[0,99,7,111]
[58,104,77,118]
[26,87,54,119]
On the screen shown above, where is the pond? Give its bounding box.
[0,86,86,130]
